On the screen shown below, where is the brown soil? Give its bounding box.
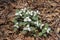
[0,0,60,40]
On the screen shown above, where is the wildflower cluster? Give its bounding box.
[14,8,51,37]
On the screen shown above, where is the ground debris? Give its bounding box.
[0,0,60,40]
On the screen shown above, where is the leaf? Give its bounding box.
[14,19,17,23]
[42,28,47,34]
[43,34,47,37]
[32,16,38,21]
[39,32,43,36]
[19,22,27,26]
[16,9,20,13]
[41,23,49,34]
[33,34,36,37]
[14,27,18,32]
[21,31,27,35]
[45,23,49,28]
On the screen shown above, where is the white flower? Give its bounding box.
[16,26,19,28]
[26,12,28,14]
[47,28,51,33]
[23,8,27,12]
[19,11,22,14]
[45,28,47,30]
[26,24,29,27]
[26,11,33,15]
[14,22,19,28]
[36,21,39,26]
[23,27,28,30]
[23,27,31,31]
[34,21,39,26]
[34,22,37,24]
[29,12,31,14]
[36,10,40,14]
[30,11,33,15]
[23,25,31,31]
[14,25,19,28]
[16,22,18,25]
[36,10,39,13]
[21,9,24,11]
[34,11,37,16]
[19,14,22,16]
[40,24,44,29]
[41,24,44,26]
[24,17,31,22]
[26,10,29,14]
[15,13,19,15]
[15,11,22,16]
[28,27,31,31]
[31,11,33,13]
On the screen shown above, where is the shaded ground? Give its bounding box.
[0,0,60,40]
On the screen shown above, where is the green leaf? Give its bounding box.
[14,20,17,23]
[19,22,27,26]
[43,34,47,37]
[41,23,49,34]
[45,23,49,28]
[33,34,36,37]
[42,28,47,34]
[39,32,43,36]
[21,31,27,35]
[32,16,38,21]
[14,27,18,32]
[16,9,20,13]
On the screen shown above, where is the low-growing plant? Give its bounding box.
[13,8,51,37]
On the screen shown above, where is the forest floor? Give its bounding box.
[0,0,60,40]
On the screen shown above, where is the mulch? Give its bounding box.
[0,0,60,40]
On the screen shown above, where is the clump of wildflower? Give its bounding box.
[24,17,31,22]
[14,7,51,37]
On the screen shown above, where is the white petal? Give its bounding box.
[29,11,30,14]
[26,11,29,14]
[41,24,44,27]
[34,11,37,16]
[24,17,28,21]
[28,18,31,21]
[24,17,31,22]
[21,9,24,11]
[26,24,29,27]
[45,28,47,30]
[34,22,37,24]
[47,28,51,33]
[14,25,19,28]
[40,24,44,29]
[36,10,40,14]
[19,14,22,16]
[24,18,27,21]
[31,11,33,13]
[37,10,39,13]
[36,21,39,26]
[16,26,19,28]
[23,27,28,30]
[15,13,19,15]
[16,22,18,25]
[19,11,22,14]
[34,21,39,26]
[30,13,33,15]
[28,27,31,31]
